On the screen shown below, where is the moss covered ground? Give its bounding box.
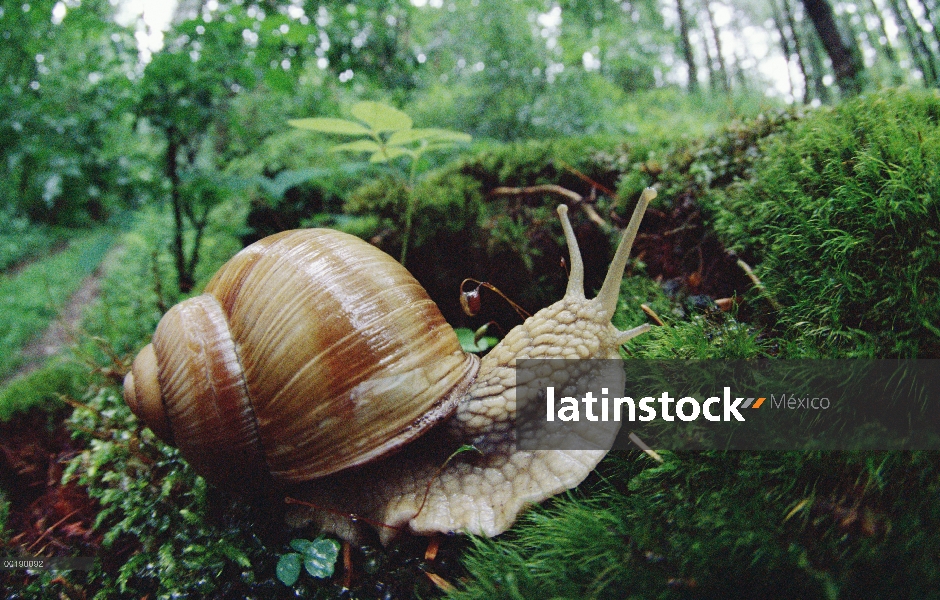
[2,89,939,599]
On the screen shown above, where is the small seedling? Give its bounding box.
[276,537,341,586]
[289,101,471,264]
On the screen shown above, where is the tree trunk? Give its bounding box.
[676,0,699,92]
[165,128,194,294]
[771,0,799,100]
[806,19,832,103]
[800,0,863,94]
[920,0,940,38]
[783,0,812,102]
[917,0,940,53]
[867,0,902,71]
[887,0,939,85]
[704,1,730,92]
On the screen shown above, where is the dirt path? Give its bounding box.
[4,243,124,385]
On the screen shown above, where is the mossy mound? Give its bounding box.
[704,89,940,357]
[452,450,940,599]
[341,137,646,329]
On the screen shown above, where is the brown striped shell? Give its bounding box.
[123,229,479,492]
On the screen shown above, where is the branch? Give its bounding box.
[489,184,608,229]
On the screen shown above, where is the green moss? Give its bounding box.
[0,361,88,422]
[451,451,940,600]
[703,89,940,357]
[60,388,285,599]
[340,137,649,329]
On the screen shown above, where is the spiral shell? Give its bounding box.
[123,229,480,491]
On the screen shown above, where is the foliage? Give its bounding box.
[0,361,88,422]
[136,4,301,292]
[0,209,73,272]
[704,89,940,357]
[291,100,471,263]
[455,327,499,353]
[291,101,471,167]
[276,537,340,586]
[342,136,636,330]
[0,0,140,226]
[0,229,115,382]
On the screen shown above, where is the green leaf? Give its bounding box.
[370,147,414,163]
[388,128,472,146]
[351,101,412,132]
[288,117,371,136]
[219,542,252,568]
[330,139,383,154]
[455,328,498,352]
[420,141,464,154]
[276,553,302,586]
[301,538,341,579]
[290,538,314,553]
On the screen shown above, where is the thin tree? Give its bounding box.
[676,0,700,92]
[916,0,940,53]
[867,0,902,70]
[805,15,832,102]
[704,0,731,92]
[771,0,800,100]
[800,0,864,94]
[886,0,939,85]
[782,0,813,102]
[919,0,940,39]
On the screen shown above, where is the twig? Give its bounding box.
[413,445,482,522]
[555,159,617,196]
[736,258,783,311]
[489,184,608,229]
[628,432,664,463]
[25,509,81,553]
[640,304,666,326]
[460,279,531,321]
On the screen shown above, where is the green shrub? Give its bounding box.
[0,361,88,422]
[703,89,940,357]
[0,210,75,272]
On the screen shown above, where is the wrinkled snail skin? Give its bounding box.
[123,188,655,545]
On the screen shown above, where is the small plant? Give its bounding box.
[276,537,341,587]
[289,101,471,264]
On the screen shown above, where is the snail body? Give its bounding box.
[124,189,655,542]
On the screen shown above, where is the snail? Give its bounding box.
[123,188,656,543]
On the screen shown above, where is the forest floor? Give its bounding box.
[3,243,123,387]
[1,243,125,576]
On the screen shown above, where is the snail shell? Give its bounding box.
[124,188,656,542]
[123,228,479,491]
